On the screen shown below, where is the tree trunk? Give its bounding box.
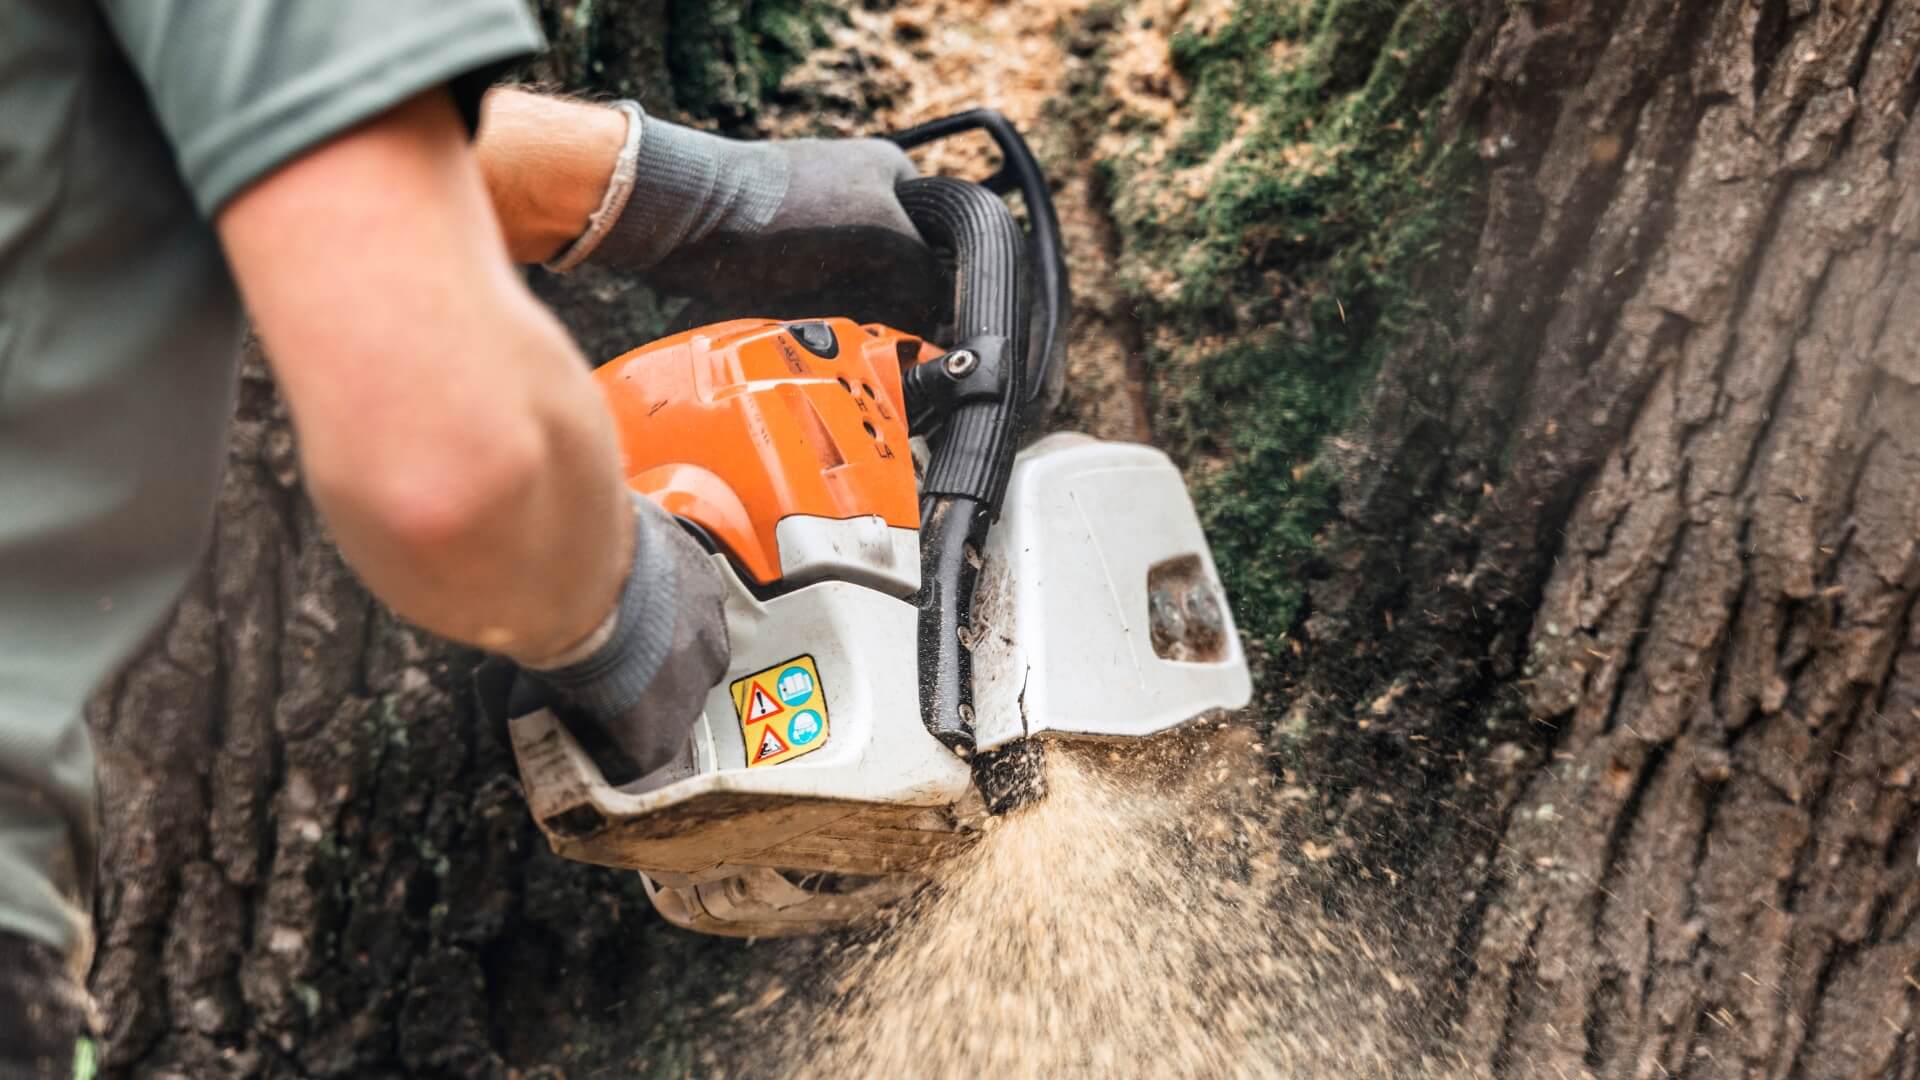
[1430,2,1920,1074]
[83,0,1920,1077]
[1284,0,1920,1075]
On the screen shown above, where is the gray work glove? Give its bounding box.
[588,113,943,327]
[517,495,730,783]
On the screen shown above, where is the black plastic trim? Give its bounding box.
[784,320,841,359]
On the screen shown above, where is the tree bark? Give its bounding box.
[1291,1,1920,1075]
[82,0,1920,1077]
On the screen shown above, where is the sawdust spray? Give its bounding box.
[776,730,1445,1078]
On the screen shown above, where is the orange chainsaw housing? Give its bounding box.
[594,318,943,586]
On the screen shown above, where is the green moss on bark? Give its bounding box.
[667,0,843,126]
[522,0,846,368]
[1090,0,1478,654]
[524,0,837,126]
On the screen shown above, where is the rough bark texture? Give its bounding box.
[83,0,1920,1076]
[1294,1,1920,1075]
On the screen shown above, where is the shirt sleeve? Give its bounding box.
[98,0,546,216]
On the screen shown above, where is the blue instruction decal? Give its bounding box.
[788,709,824,746]
[776,665,815,706]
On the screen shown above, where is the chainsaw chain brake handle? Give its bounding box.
[884,109,1068,764]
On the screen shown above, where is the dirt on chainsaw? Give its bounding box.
[722,729,1453,1079]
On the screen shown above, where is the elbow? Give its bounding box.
[308,420,550,557]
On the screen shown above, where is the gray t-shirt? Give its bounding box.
[0,0,543,957]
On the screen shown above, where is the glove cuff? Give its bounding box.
[527,495,686,718]
[543,101,645,273]
[581,108,790,271]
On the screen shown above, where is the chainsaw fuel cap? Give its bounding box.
[785,321,840,359]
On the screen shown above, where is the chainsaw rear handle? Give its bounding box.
[888,109,1069,430]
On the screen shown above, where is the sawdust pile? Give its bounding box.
[780,732,1451,1078]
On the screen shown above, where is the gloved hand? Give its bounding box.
[482,495,730,784]
[564,108,943,326]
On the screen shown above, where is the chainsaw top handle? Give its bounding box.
[890,176,1020,759]
[887,109,1069,432]
[883,109,1068,763]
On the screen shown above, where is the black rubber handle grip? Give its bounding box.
[893,177,1029,758]
[897,177,1027,508]
[914,495,982,755]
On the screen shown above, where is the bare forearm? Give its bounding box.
[220,90,631,662]
[475,88,626,264]
[300,290,634,663]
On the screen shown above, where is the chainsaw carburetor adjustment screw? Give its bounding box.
[943,348,979,377]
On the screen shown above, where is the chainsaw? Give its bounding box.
[503,111,1250,936]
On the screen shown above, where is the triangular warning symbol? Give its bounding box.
[753,726,789,763]
[745,683,783,722]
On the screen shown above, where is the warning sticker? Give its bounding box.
[744,683,783,723]
[730,654,829,768]
[753,726,789,763]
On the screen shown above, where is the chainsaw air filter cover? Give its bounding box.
[595,316,938,589]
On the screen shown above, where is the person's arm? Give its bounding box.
[471,88,940,334]
[217,88,629,664]
[472,90,629,264]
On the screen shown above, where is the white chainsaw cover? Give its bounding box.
[970,434,1252,750]
[508,433,1250,935]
